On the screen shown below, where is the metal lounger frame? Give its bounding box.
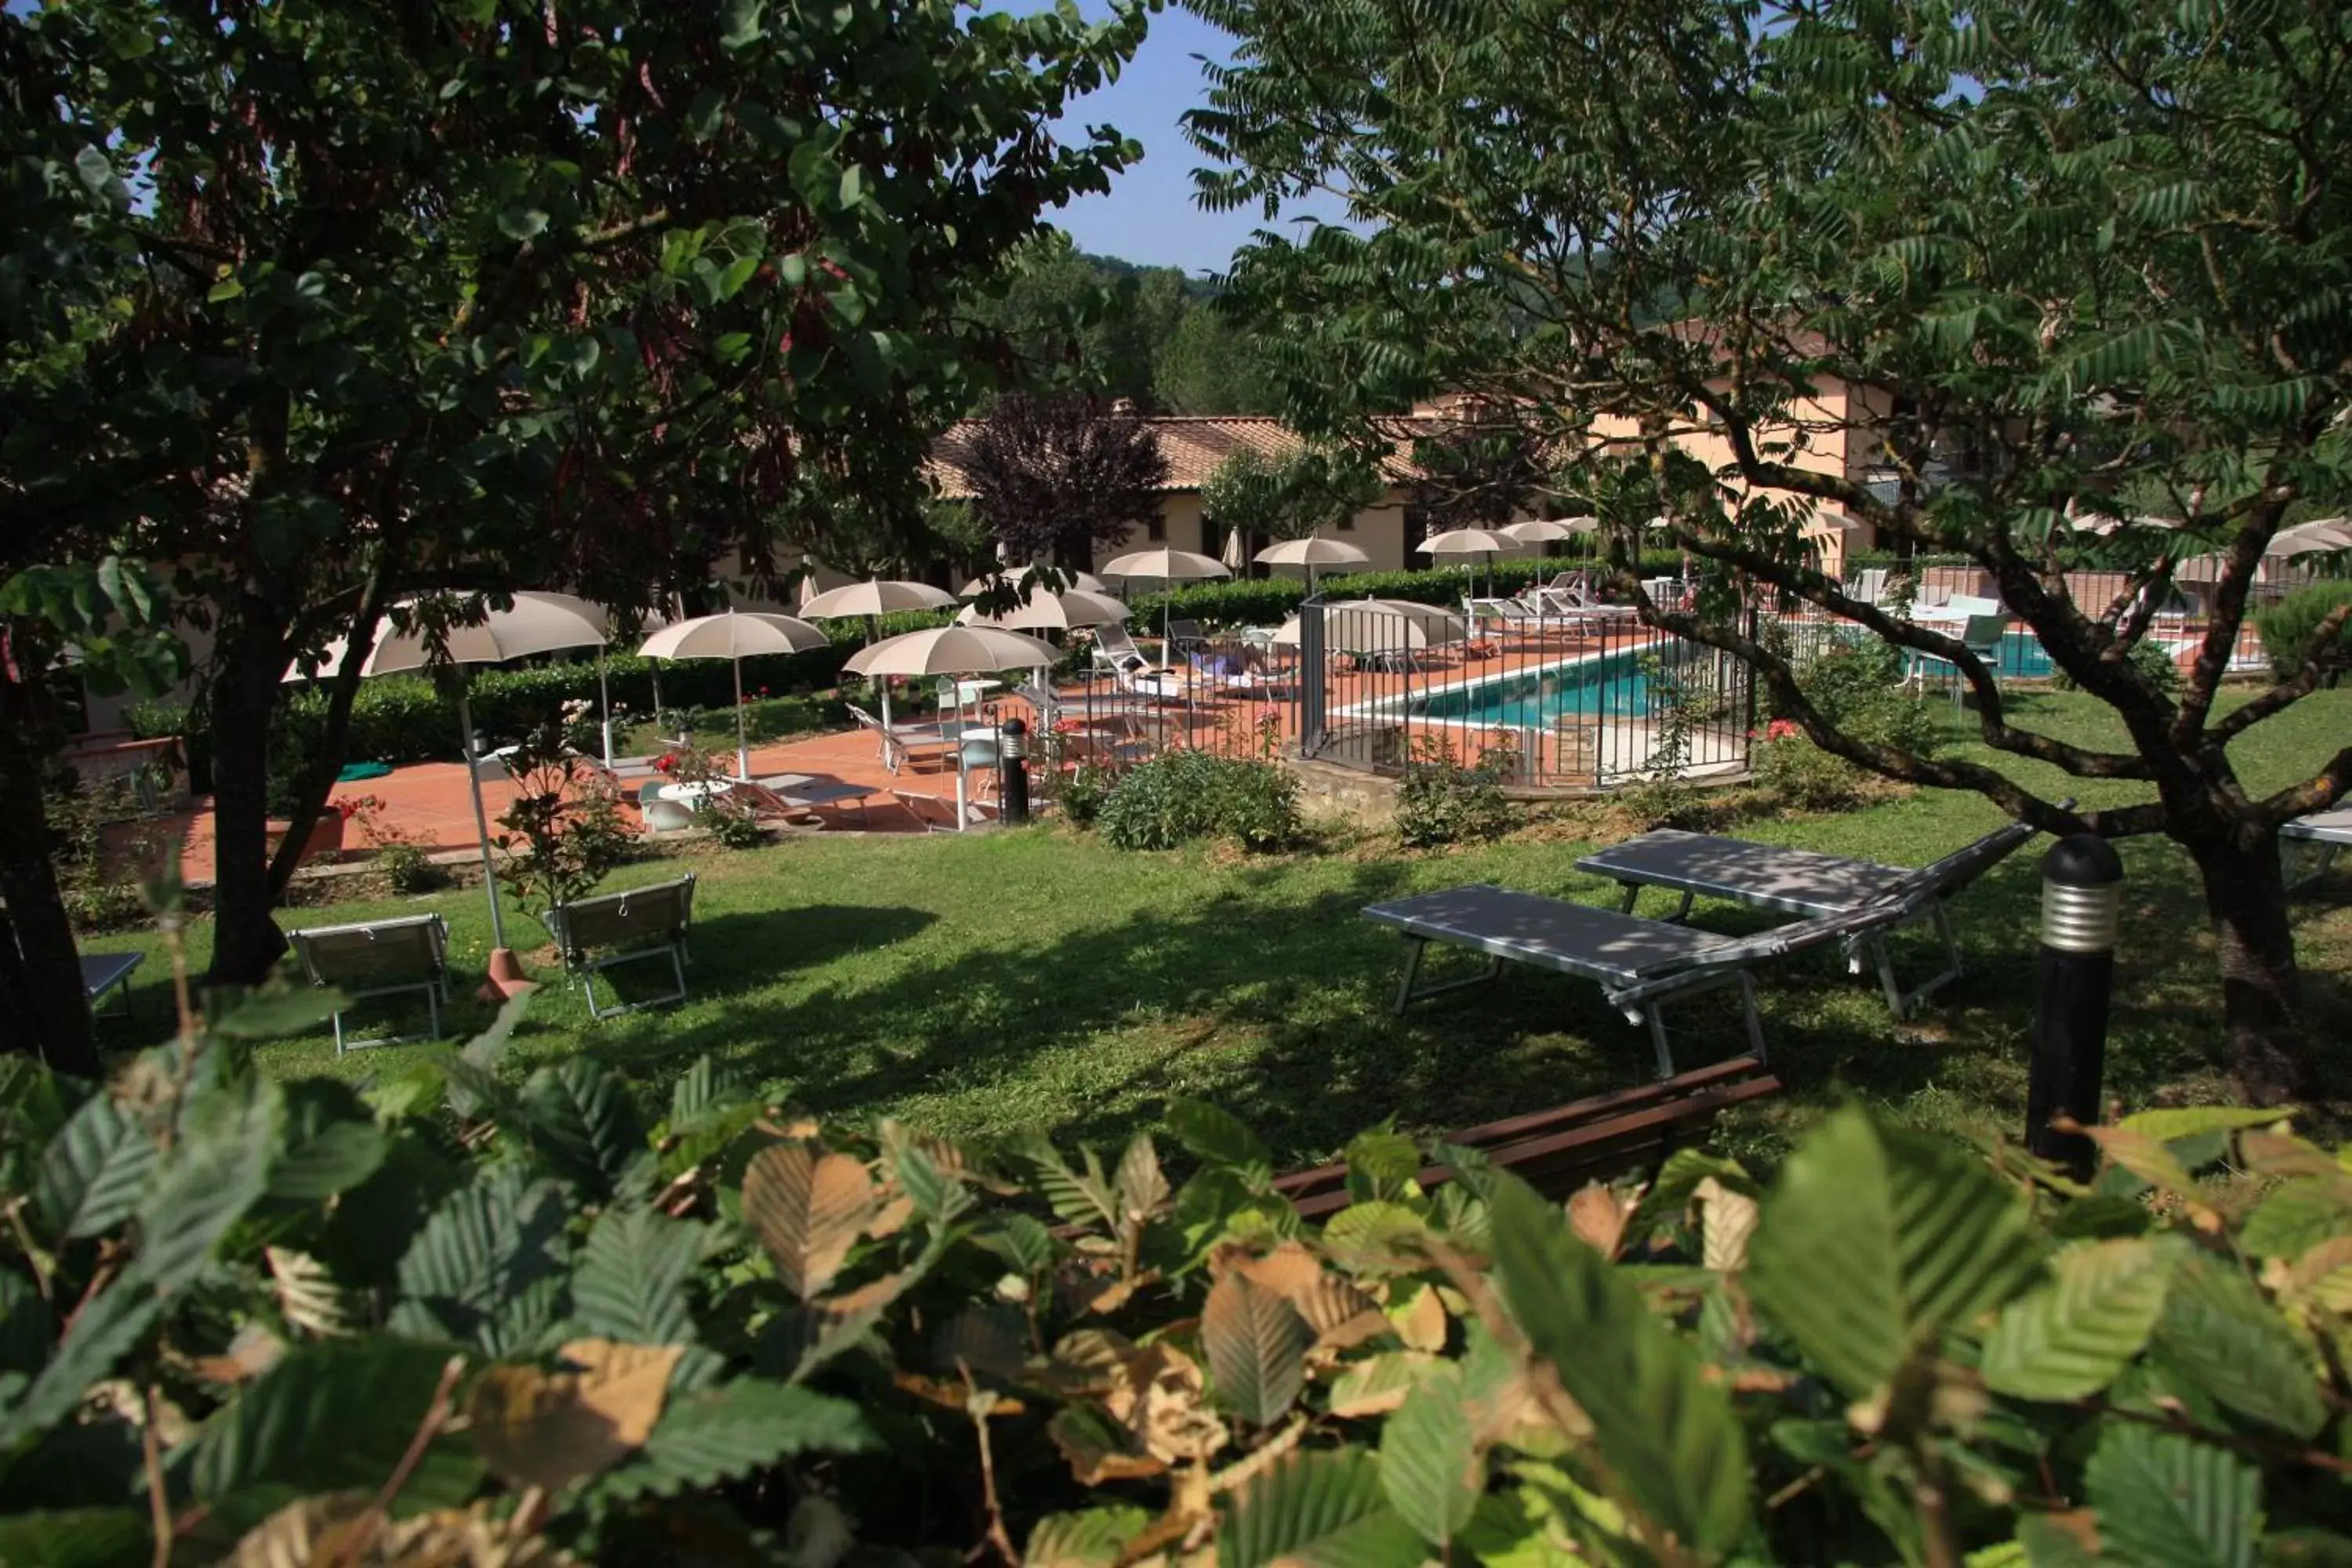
[1370,885,1915,1078]
[545,874,698,1020]
[2282,807,2351,890]
[1576,820,2038,1018]
[288,913,453,1053]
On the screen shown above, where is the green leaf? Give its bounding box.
[1026,1506,1150,1568]
[520,1058,644,1199]
[1980,1238,2183,1402]
[35,1093,157,1240]
[1203,1272,1309,1426]
[1344,1128,1421,1205]
[2238,1180,2352,1260]
[0,1285,159,1449]
[0,1269,55,1377]
[2116,1107,2285,1142]
[1487,1172,1749,1558]
[390,1166,570,1356]
[267,1079,388,1201]
[2085,1425,2259,1568]
[1221,1448,1424,1568]
[0,1508,149,1566]
[599,1379,873,1500]
[184,1338,479,1512]
[1167,1098,1274,1189]
[2151,1254,2326,1439]
[1747,1105,2041,1398]
[573,1205,705,1347]
[209,981,343,1041]
[1379,1363,1479,1545]
[667,1055,746,1130]
[977,1211,1058,1276]
[132,1083,278,1291]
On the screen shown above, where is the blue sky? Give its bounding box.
[1029,1,1334,278]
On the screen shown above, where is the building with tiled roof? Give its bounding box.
[928,413,1425,574]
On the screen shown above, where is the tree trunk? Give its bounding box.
[2180,826,2307,1104]
[0,712,100,1076]
[205,612,292,986]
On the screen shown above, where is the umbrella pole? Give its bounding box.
[598,653,614,770]
[460,687,531,999]
[733,655,750,780]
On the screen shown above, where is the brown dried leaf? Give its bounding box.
[191,1323,286,1385]
[1695,1177,1759,1273]
[743,1144,876,1300]
[1116,1133,1171,1222]
[892,1370,1029,1416]
[467,1340,681,1493]
[1388,1281,1449,1352]
[1230,1242,1323,1300]
[2241,1130,2347,1181]
[1114,1343,1230,1464]
[1566,1184,1631,1260]
[1324,1350,1442,1417]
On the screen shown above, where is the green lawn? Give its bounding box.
[83,687,2352,1170]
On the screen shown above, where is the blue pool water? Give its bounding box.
[1388,630,2064,729]
[1406,652,1653,726]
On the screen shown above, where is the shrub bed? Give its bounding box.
[2,980,2340,1567]
[1095,750,1305,851]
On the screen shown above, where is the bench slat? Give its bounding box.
[1273,1058,1777,1217]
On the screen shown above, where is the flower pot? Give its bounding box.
[295,813,346,865]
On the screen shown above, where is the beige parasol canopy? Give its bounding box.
[955,586,1130,631]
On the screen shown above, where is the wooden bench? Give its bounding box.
[1272,1056,1780,1219]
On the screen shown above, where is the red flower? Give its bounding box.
[655,752,680,775]
[1766,719,1802,741]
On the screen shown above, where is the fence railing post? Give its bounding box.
[1298,594,1326,757]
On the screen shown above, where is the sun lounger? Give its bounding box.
[1091,625,1167,676]
[543,875,696,1020]
[891,789,1000,833]
[846,702,957,773]
[81,951,144,1020]
[749,772,880,829]
[287,913,453,1052]
[1361,883,1932,1077]
[1573,819,2038,1017]
[2283,805,2352,889]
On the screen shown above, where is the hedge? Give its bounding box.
[125,608,956,774]
[2253,579,2352,680]
[1130,550,1694,630]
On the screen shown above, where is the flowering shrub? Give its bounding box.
[1751,722,1869,811]
[491,724,633,915]
[1098,750,1303,851]
[1395,736,1515,847]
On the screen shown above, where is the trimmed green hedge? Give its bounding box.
[126,609,956,772]
[1131,550,1692,630]
[2254,580,2352,681]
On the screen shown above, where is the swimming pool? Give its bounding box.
[1356,650,1656,728]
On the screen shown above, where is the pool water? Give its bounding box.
[1382,629,2076,731]
[1403,652,1653,727]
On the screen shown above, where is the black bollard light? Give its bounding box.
[2027,833,2124,1178]
[1000,717,1031,826]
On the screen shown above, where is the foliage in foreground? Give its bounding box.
[2,965,2348,1566]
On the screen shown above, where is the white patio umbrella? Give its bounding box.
[798,578,960,619]
[960,566,1108,595]
[290,590,612,994]
[1502,516,1595,544]
[1417,527,1526,597]
[797,577,960,731]
[844,626,1063,830]
[1276,597,1470,652]
[2269,517,2352,557]
[637,610,830,779]
[954,585,1129,631]
[1254,535,1370,592]
[1100,547,1231,653]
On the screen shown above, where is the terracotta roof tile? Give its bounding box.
[930,414,1427,499]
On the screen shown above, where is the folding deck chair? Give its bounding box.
[846,703,958,774]
[80,951,144,1021]
[543,875,698,1020]
[2283,805,2352,889]
[1572,820,2039,1016]
[288,913,453,1052]
[1363,884,1913,1078]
